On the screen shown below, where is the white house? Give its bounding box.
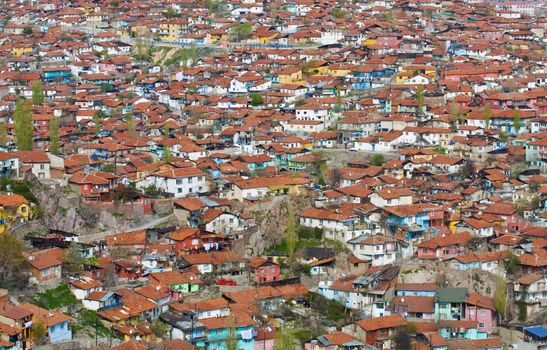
[347,235,398,266]
[69,277,103,300]
[370,188,413,208]
[14,150,51,179]
[144,168,208,198]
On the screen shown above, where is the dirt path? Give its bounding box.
[79,214,175,243]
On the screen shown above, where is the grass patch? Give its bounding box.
[0,179,38,203]
[111,211,124,218]
[73,310,114,338]
[265,238,322,254]
[33,284,78,310]
[307,292,349,322]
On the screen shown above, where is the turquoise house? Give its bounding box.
[438,320,487,340]
[435,288,467,321]
[197,314,256,350]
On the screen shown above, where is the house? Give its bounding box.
[83,291,122,311]
[202,210,244,235]
[384,204,445,239]
[248,257,281,284]
[308,331,366,350]
[149,270,203,296]
[391,296,435,320]
[69,277,103,300]
[113,259,143,281]
[483,203,523,232]
[370,188,413,208]
[435,288,468,321]
[13,150,51,180]
[25,248,63,287]
[352,314,407,349]
[438,320,486,340]
[105,230,146,251]
[168,227,202,254]
[170,297,230,320]
[464,293,497,334]
[514,273,546,317]
[19,303,72,344]
[196,312,256,350]
[395,283,438,297]
[347,235,397,266]
[0,194,31,234]
[68,172,111,200]
[0,151,19,178]
[0,304,33,349]
[454,218,494,237]
[144,168,208,198]
[451,251,507,275]
[181,251,245,275]
[417,232,473,260]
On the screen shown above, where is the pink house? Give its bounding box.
[464,293,497,334]
[483,202,524,232]
[249,257,280,284]
[417,232,473,260]
[254,327,275,350]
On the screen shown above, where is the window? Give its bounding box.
[176,179,182,185]
[479,322,485,328]
[177,188,182,193]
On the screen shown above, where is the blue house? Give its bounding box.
[384,204,444,238]
[42,67,73,83]
[23,304,72,344]
[197,314,256,350]
[395,283,438,297]
[438,320,487,340]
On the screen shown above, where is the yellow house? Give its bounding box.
[0,193,30,234]
[278,66,303,85]
[363,38,378,47]
[304,60,329,76]
[328,63,356,77]
[159,19,188,41]
[254,31,279,44]
[12,45,33,57]
[395,71,414,84]
[208,29,228,43]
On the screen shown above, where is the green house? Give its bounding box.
[435,288,467,321]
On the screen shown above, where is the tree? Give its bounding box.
[0,122,7,146]
[416,85,425,116]
[163,145,173,163]
[331,8,347,18]
[449,101,461,130]
[150,320,169,338]
[31,320,47,344]
[510,162,527,179]
[250,94,264,106]
[0,234,25,287]
[493,277,507,319]
[512,110,522,135]
[61,243,85,275]
[483,104,491,129]
[133,30,151,61]
[285,202,297,260]
[93,112,101,135]
[230,22,253,41]
[393,327,411,350]
[294,99,306,107]
[225,315,239,350]
[498,131,508,143]
[32,80,45,106]
[371,154,385,166]
[13,99,33,150]
[125,115,136,137]
[49,116,60,155]
[23,27,32,35]
[274,326,295,350]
